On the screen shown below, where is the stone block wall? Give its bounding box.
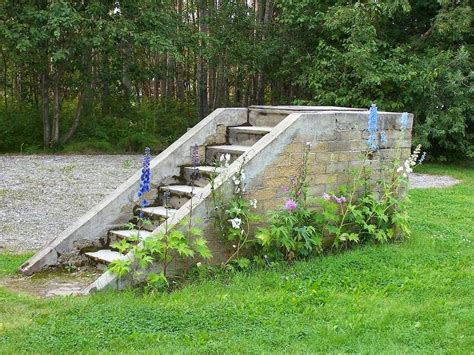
[245,111,413,214]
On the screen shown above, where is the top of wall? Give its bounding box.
[249,105,366,112]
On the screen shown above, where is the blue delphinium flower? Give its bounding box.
[380,131,387,145]
[137,147,151,203]
[367,104,379,151]
[400,112,409,130]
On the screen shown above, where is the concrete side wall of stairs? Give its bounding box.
[20,108,247,275]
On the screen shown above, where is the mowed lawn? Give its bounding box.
[0,163,473,353]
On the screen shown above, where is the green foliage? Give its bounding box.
[276,0,473,160]
[108,259,132,278]
[257,143,322,260]
[0,104,43,153]
[132,226,212,291]
[108,216,212,292]
[210,157,260,267]
[0,1,471,158]
[257,207,322,261]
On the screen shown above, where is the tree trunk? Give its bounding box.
[61,90,85,145]
[40,71,51,148]
[196,0,209,119]
[51,69,62,145]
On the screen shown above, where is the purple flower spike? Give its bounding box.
[322,192,331,201]
[191,144,200,167]
[285,199,298,211]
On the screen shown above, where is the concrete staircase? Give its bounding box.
[82,124,272,270]
[19,105,412,294]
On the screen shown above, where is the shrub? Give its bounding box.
[256,143,323,261]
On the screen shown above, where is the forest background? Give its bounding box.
[0,0,472,161]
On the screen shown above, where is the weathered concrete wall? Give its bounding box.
[246,111,413,213]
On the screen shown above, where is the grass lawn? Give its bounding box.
[0,163,473,353]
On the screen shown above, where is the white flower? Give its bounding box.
[232,244,237,248]
[220,154,231,168]
[196,262,202,267]
[229,217,242,229]
[250,199,257,209]
[241,171,246,182]
[232,176,240,185]
[397,166,403,173]
[306,142,313,148]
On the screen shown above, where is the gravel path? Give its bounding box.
[0,155,461,252]
[0,155,142,252]
[409,173,460,189]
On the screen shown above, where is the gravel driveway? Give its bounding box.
[0,155,142,252]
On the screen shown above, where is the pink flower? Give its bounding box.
[285,199,298,211]
[322,192,331,201]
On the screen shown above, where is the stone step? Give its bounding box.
[159,184,206,209]
[138,206,177,219]
[182,165,225,187]
[182,165,224,187]
[205,145,250,162]
[109,229,152,240]
[183,165,224,175]
[228,126,273,135]
[85,249,126,264]
[228,126,272,146]
[159,185,205,196]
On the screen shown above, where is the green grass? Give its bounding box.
[1,163,473,353]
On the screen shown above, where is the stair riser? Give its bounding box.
[182,169,214,187]
[205,150,242,165]
[249,110,288,126]
[228,132,264,146]
[158,191,192,210]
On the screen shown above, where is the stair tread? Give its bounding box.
[229,126,272,134]
[206,145,251,153]
[138,206,178,217]
[160,185,205,195]
[183,165,224,174]
[85,249,125,264]
[110,229,152,239]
